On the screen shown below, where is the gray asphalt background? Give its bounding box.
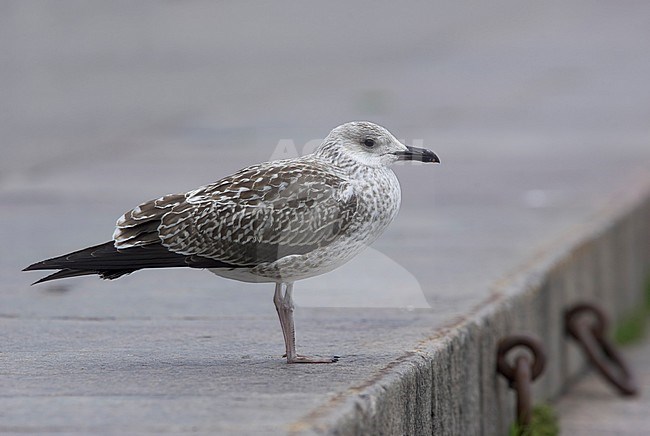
[1,1,650,434]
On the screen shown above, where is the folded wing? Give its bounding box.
[115,160,359,266]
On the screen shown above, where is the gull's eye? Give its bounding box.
[363,138,375,148]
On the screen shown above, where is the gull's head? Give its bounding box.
[316,121,439,168]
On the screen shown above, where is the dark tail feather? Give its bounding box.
[31,269,108,285]
[24,241,235,285]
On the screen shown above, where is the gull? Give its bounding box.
[24,121,439,363]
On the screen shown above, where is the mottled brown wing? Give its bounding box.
[113,160,359,266]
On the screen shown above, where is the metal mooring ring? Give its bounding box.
[497,334,546,383]
[565,302,639,396]
[497,334,547,428]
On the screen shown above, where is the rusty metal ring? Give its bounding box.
[565,302,639,396]
[565,302,607,337]
[496,334,546,428]
[497,334,546,383]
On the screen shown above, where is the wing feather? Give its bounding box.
[113,159,359,266]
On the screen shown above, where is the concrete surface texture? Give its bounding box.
[1,1,650,434]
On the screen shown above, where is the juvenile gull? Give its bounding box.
[24,121,439,363]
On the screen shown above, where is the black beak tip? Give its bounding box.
[425,151,440,164]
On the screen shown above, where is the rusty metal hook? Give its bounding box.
[497,334,547,428]
[565,302,639,396]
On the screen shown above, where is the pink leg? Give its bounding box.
[273,282,338,364]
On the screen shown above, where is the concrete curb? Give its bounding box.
[293,170,650,435]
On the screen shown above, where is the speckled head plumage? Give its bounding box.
[315,121,439,168]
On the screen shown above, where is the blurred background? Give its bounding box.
[3,0,649,179]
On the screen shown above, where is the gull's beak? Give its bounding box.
[394,146,440,163]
